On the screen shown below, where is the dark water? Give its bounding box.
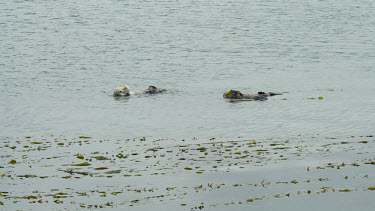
[1,0,375,139]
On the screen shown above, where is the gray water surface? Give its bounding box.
[1,0,375,139]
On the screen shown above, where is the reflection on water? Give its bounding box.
[113,96,130,103]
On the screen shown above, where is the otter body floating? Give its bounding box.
[113,85,166,97]
[223,90,282,101]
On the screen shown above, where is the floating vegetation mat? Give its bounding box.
[1,135,375,210]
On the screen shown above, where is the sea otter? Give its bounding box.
[143,85,166,94]
[113,85,131,96]
[113,85,166,97]
[223,90,282,101]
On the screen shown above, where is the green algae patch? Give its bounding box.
[318,96,324,100]
[95,167,108,170]
[17,174,37,178]
[2,134,375,209]
[79,136,91,139]
[237,99,254,102]
[76,155,84,159]
[26,195,38,200]
[71,162,91,166]
[9,160,16,164]
[105,170,121,174]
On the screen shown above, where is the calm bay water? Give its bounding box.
[1,0,375,139]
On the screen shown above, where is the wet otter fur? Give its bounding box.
[223,90,282,101]
[113,85,131,96]
[113,85,166,97]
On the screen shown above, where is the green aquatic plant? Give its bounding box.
[95,167,108,170]
[76,155,84,159]
[71,162,91,166]
[246,198,254,202]
[105,170,121,174]
[2,134,375,209]
[26,195,38,200]
[237,99,254,102]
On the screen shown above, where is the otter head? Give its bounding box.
[223,90,243,99]
[146,85,160,94]
[113,85,130,96]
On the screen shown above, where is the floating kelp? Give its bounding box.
[1,134,375,210]
[94,167,108,170]
[76,155,84,159]
[71,162,91,166]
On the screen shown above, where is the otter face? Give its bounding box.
[223,90,243,99]
[147,86,160,94]
[113,85,130,96]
